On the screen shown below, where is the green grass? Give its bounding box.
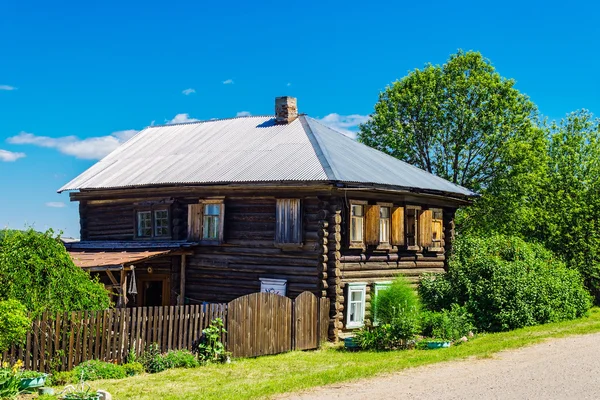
[81,308,600,400]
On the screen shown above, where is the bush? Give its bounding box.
[139,343,169,373]
[192,319,229,364]
[72,360,126,381]
[0,367,20,400]
[372,276,420,325]
[48,370,75,386]
[421,304,475,341]
[0,299,31,352]
[0,229,110,317]
[419,234,593,331]
[163,350,199,369]
[122,362,144,377]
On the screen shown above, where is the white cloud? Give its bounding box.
[182,88,196,95]
[46,202,66,208]
[0,85,16,91]
[236,111,251,117]
[7,129,138,160]
[167,113,199,124]
[0,149,26,162]
[222,79,234,85]
[317,113,370,139]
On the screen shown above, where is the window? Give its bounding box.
[136,208,169,238]
[137,211,152,237]
[275,199,302,246]
[405,206,420,248]
[203,204,221,240]
[350,204,364,244]
[154,210,170,237]
[431,209,443,247]
[188,200,225,243]
[372,282,391,325]
[379,206,390,244]
[346,283,367,328]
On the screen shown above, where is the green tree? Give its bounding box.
[358,50,537,192]
[0,229,111,317]
[0,299,31,352]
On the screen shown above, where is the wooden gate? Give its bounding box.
[227,292,292,358]
[294,291,318,350]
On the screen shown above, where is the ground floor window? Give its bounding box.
[346,283,367,328]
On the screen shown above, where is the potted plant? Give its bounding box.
[18,370,48,392]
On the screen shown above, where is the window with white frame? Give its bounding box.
[350,204,364,245]
[137,211,152,237]
[372,282,391,325]
[346,283,367,328]
[202,204,221,240]
[136,208,170,238]
[275,199,302,245]
[379,206,390,244]
[154,210,170,237]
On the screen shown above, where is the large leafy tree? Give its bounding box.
[358,50,537,192]
[0,229,111,317]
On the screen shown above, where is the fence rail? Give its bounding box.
[2,292,330,372]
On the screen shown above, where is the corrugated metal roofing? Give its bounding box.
[68,250,171,268]
[59,115,475,197]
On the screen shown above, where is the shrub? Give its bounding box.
[193,319,229,364]
[163,350,199,368]
[72,360,126,381]
[0,366,20,400]
[0,229,110,317]
[139,343,169,373]
[122,362,144,377]
[372,276,420,325]
[48,370,75,386]
[421,304,475,341]
[0,299,31,352]
[419,234,593,331]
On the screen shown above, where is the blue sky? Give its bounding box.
[1,0,599,238]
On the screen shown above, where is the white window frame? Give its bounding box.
[275,199,303,247]
[202,203,222,240]
[346,283,367,329]
[372,281,392,326]
[136,211,152,237]
[349,200,367,248]
[153,209,170,237]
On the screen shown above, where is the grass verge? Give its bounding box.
[81,308,600,400]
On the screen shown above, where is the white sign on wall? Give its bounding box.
[260,278,287,296]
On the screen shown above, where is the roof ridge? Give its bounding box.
[299,115,337,180]
[148,115,274,128]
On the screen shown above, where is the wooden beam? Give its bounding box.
[179,254,186,305]
[105,270,119,286]
[120,268,128,308]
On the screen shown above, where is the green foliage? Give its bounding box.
[122,362,144,377]
[193,319,230,364]
[420,304,475,341]
[163,350,199,369]
[17,370,45,379]
[0,229,110,317]
[372,276,420,325]
[48,370,75,386]
[139,343,169,373]
[37,395,58,400]
[358,50,537,192]
[72,360,127,381]
[0,367,20,400]
[0,299,30,352]
[419,234,592,331]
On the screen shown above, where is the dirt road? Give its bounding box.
[283,333,600,399]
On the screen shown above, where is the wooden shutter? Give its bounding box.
[418,209,433,247]
[275,199,302,245]
[187,204,203,240]
[391,206,405,246]
[365,205,380,246]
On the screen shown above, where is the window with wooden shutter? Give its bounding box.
[275,199,302,246]
[391,206,405,246]
[418,209,433,248]
[188,200,225,243]
[431,208,443,249]
[405,206,420,248]
[364,205,380,246]
[187,204,202,241]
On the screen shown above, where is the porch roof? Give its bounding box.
[68,249,173,271]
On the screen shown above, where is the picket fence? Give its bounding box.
[1,292,330,372]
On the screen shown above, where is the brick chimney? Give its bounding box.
[275,96,298,124]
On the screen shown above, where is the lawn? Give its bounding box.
[80,308,600,400]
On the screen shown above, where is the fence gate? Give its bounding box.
[294,292,318,350]
[227,292,292,358]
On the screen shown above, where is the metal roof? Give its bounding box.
[59,115,475,197]
[68,250,172,268]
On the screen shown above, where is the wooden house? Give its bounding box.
[60,96,475,339]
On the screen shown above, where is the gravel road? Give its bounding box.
[282,333,600,400]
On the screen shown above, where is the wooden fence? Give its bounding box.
[2,292,330,372]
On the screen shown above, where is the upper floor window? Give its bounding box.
[431,209,443,248]
[275,199,302,246]
[379,205,391,244]
[350,203,365,246]
[136,208,170,238]
[188,199,225,243]
[405,206,420,248]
